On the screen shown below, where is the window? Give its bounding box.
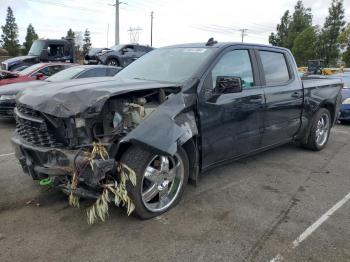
[77,68,107,78]
[47,44,65,59]
[36,65,65,77]
[210,50,254,90]
[107,67,120,76]
[260,51,290,85]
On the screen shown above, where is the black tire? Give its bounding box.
[121,145,189,219]
[302,108,331,151]
[106,58,119,66]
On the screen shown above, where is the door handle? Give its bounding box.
[291,92,302,98]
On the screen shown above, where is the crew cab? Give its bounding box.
[12,41,342,219]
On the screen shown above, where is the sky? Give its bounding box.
[0,0,350,49]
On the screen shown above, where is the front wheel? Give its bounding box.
[121,146,189,219]
[302,108,331,151]
[107,58,119,66]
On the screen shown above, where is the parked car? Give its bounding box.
[84,48,107,65]
[0,65,121,118]
[338,74,350,123]
[95,44,153,67]
[0,62,74,87]
[1,38,76,71]
[12,41,342,219]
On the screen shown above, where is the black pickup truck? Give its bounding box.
[12,40,342,219]
[1,39,75,71]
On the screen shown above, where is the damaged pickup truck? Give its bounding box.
[12,40,342,220]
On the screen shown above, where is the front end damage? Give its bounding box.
[12,82,199,221]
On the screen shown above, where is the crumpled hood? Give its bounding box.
[17,77,177,118]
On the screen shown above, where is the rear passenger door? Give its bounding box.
[257,49,303,147]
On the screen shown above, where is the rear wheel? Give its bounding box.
[121,146,189,219]
[302,108,331,151]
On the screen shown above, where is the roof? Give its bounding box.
[162,42,290,52]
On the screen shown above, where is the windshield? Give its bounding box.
[28,40,45,56]
[46,66,85,82]
[115,47,215,83]
[109,45,124,51]
[18,63,45,75]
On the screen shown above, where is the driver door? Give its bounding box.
[198,48,265,168]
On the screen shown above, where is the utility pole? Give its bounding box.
[150,11,154,47]
[239,29,248,43]
[115,0,120,45]
[107,23,109,47]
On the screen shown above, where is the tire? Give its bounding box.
[121,145,189,219]
[302,108,331,151]
[106,58,119,66]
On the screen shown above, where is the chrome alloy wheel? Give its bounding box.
[315,113,330,147]
[141,154,184,212]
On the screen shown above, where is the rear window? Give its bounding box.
[260,51,290,85]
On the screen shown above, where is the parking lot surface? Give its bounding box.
[0,119,349,262]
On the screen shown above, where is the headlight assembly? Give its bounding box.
[0,94,16,101]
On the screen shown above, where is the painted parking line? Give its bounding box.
[0,153,14,158]
[270,191,350,262]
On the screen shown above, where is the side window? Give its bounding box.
[77,68,107,78]
[107,67,120,76]
[259,51,290,85]
[211,50,254,90]
[47,44,65,59]
[37,65,65,76]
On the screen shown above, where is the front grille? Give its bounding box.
[15,104,66,148]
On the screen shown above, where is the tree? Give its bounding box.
[292,26,319,66]
[269,11,291,47]
[1,7,20,56]
[287,1,313,49]
[269,1,312,50]
[23,24,38,54]
[339,24,350,66]
[83,28,92,55]
[319,0,345,66]
[66,28,75,39]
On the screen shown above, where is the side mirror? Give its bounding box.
[35,73,45,80]
[214,76,242,94]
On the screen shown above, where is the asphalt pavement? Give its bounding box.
[0,118,349,262]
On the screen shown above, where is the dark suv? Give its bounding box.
[95,44,153,67]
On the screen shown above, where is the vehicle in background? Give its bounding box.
[95,44,153,67]
[307,59,325,75]
[338,74,350,123]
[1,39,76,71]
[84,48,108,65]
[0,62,74,87]
[12,41,342,219]
[0,65,121,119]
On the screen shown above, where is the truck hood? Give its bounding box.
[3,55,38,65]
[17,77,178,118]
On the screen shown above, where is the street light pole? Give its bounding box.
[115,0,120,45]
